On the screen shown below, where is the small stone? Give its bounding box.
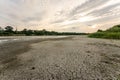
[86,51,91,53]
[31,67,35,70]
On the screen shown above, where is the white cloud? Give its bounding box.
[0,0,120,32]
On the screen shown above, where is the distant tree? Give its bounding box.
[0,27,4,35]
[42,29,46,32]
[0,27,3,31]
[5,26,14,33]
[0,25,88,36]
[27,30,34,36]
[21,28,27,34]
[14,27,18,34]
[41,29,47,35]
[21,29,34,36]
[114,24,120,28]
[97,29,103,32]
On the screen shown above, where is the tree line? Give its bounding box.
[0,26,87,36]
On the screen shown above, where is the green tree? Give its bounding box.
[0,27,4,35]
[27,30,34,36]
[21,28,28,35]
[5,26,14,33]
[0,27,3,31]
[97,29,103,32]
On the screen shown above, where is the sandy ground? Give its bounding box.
[0,36,120,80]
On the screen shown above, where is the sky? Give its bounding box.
[0,0,120,33]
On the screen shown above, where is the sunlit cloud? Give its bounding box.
[0,0,120,32]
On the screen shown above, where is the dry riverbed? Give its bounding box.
[0,36,120,80]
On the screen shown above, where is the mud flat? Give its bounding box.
[0,36,120,80]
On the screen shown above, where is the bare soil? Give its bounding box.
[0,36,120,80]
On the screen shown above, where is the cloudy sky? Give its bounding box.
[0,0,120,32]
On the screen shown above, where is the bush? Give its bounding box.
[104,33,120,39]
[88,32,105,38]
[89,24,120,39]
[89,32,120,39]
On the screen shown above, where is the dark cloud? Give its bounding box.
[71,27,78,29]
[22,17,41,23]
[87,3,120,17]
[22,11,46,23]
[84,14,120,24]
[69,0,109,16]
[11,0,24,4]
[8,14,19,19]
[51,19,64,24]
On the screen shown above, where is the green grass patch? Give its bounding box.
[89,24,120,39]
[89,32,120,39]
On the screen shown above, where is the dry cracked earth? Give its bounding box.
[0,36,120,80]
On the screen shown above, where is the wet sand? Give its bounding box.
[0,36,120,80]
